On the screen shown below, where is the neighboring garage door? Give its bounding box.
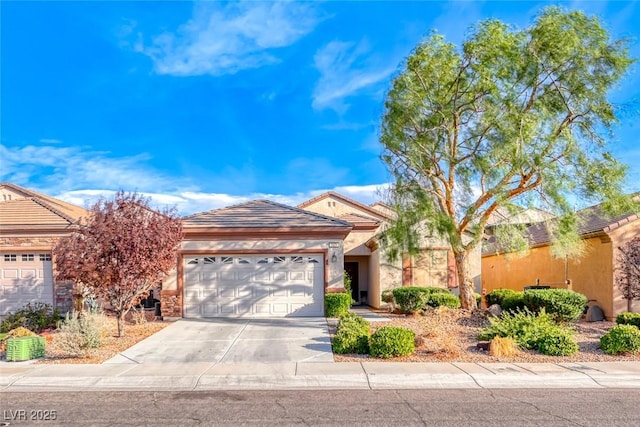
[184,254,324,318]
[0,253,54,316]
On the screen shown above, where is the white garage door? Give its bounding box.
[0,253,54,316]
[184,254,324,318]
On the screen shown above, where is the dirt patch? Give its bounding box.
[332,307,640,363]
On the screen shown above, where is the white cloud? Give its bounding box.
[312,39,397,112]
[136,1,320,76]
[39,138,62,144]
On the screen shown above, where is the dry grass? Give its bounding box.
[0,310,169,364]
[333,307,640,363]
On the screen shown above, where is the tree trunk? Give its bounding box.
[454,249,477,310]
[116,311,126,337]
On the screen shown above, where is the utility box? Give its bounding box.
[6,336,46,361]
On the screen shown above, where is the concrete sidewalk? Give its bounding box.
[2,361,639,392]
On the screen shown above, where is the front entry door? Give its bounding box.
[344,262,359,305]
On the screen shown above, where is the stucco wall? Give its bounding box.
[608,219,640,314]
[482,236,616,318]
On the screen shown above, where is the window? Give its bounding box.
[238,257,250,264]
[187,258,199,265]
[221,257,233,264]
[203,257,216,264]
[306,257,319,263]
[257,257,269,264]
[291,256,304,263]
[4,254,17,262]
[273,256,286,264]
[22,254,35,262]
[39,254,52,261]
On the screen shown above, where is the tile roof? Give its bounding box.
[338,212,381,229]
[0,183,87,229]
[525,203,639,246]
[183,199,353,229]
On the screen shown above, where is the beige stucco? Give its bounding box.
[482,217,640,319]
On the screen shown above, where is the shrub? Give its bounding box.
[55,311,107,357]
[523,289,587,322]
[392,287,430,314]
[426,292,461,308]
[501,292,526,312]
[475,293,482,307]
[332,313,370,354]
[369,326,415,358]
[616,312,640,328]
[535,329,579,356]
[325,293,352,318]
[423,287,451,295]
[381,289,395,304]
[600,325,640,355]
[0,302,61,333]
[478,308,578,356]
[485,289,519,306]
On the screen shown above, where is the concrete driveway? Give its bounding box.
[104,318,334,364]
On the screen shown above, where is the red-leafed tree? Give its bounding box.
[616,237,640,313]
[54,191,183,337]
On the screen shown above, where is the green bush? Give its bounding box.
[423,287,451,295]
[485,289,518,306]
[523,289,587,322]
[600,325,640,355]
[56,311,107,357]
[616,312,640,328]
[332,313,370,354]
[475,293,482,307]
[381,289,395,304]
[392,287,430,314]
[535,329,579,356]
[501,292,526,312]
[426,292,461,308]
[325,293,352,318]
[0,302,61,333]
[369,326,415,358]
[478,308,578,356]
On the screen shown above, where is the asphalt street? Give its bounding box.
[3,389,640,426]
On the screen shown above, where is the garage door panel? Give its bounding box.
[1,253,54,315]
[183,254,323,318]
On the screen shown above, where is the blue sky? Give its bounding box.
[2,1,639,215]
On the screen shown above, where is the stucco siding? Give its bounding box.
[482,237,616,318]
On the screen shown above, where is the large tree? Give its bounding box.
[616,237,640,313]
[380,7,637,309]
[54,192,183,337]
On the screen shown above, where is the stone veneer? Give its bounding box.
[0,236,58,247]
[160,291,182,318]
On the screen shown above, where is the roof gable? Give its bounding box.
[298,191,391,221]
[0,198,77,228]
[183,199,352,230]
[0,182,87,222]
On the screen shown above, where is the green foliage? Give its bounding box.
[523,289,587,322]
[478,308,578,356]
[600,325,640,355]
[426,292,461,308]
[369,326,416,358]
[535,329,580,356]
[0,302,61,333]
[325,293,352,318]
[501,292,526,312]
[56,311,107,357]
[424,287,451,295]
[343,271,352,296]
[616,312,640,328]
[392,287,430,314]
[475,293,482,307]
[332,313,371,354]
[381,289,395,304]
[486,289,519,306]
[379,7,635,313]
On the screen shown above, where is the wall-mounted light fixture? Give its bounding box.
[331,253,337,263]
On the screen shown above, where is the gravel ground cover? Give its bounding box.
[332,307,640,363]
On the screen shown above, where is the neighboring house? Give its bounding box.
[482,199,640,319]
[298,192,481,308]
[0,183,87,316]
[160,200,352,319]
